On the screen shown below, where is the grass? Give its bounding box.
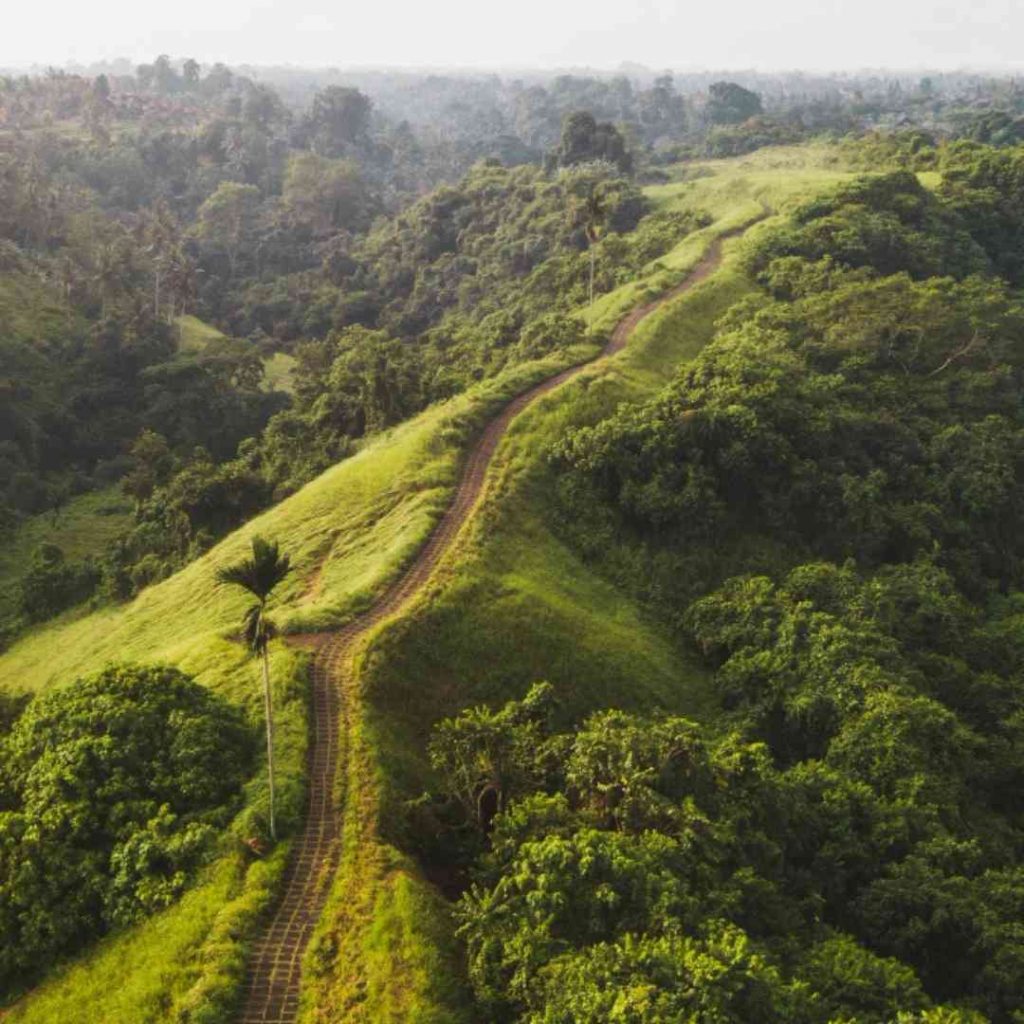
[0,342,604,698]
[3,846,289,1024]
[176,314,297,394]
[263,351,298,395]
[176,314,228,352]
[288,148,880,1021]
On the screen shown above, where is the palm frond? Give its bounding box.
[216,535,291,602]
[216,559,259,594]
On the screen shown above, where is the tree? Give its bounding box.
[283,152,374,236]
[151,55,179,96]
[552,111,633,174]
[18,543,100,622]
[706,81,764,125]
[579,184,607,335]
[308,86,372,157]
[429,681,556,832]
[0,664,252,991]
[194,181,261,279]
[216,536,291,839]
[123,429,174,503]
[182,58,201,90]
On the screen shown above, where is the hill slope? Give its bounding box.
[0,146,856,1024]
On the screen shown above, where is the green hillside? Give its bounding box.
[6,49,1024,1024]
[27,140,1016,1024]
[297,149,860,1021]
[0,145,828,1024]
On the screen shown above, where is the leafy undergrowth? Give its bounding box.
[299,147,860,1023]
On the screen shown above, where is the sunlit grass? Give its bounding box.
[263,351,297,394]
[175,313,228,352]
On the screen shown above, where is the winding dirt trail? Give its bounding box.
[236,233,735,1024]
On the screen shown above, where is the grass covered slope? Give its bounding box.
[0,344,602,1024]
[300,148,859,1023]
[0,146,857,1023]
[0,344,600,698]
[0,143,852,698]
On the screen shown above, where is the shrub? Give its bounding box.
[0,663,255,994]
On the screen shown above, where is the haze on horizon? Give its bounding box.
[4,0,1022,74]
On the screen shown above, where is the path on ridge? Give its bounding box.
[237,232,736,1024]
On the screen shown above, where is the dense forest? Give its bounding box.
[4,52,1024,1023]
[0,60,707,641]
[3,58,1024,645]
[421,158,1024,1021]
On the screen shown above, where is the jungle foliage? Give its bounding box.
[425,162,1024,1023]
[0,664,254,995]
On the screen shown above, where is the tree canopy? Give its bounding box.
[0,664,253,993]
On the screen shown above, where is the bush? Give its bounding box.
[0,663,255,994]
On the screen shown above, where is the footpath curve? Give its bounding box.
[237,231,736,1023]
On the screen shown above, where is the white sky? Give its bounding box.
[3,0,1022,72]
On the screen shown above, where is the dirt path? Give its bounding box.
[236,232,737,1024]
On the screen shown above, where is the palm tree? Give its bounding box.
[216,536,292,840]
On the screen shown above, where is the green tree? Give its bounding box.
[216,536,291,839]
[283,152,374,236]
[706,81,764,125]
[308,85,372,157]
[194,181,262,279]
[552,111,633,174]
[0,664,251,992]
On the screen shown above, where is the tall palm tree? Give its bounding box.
[216,536,291,840]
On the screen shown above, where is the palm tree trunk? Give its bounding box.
[261,644,277,840]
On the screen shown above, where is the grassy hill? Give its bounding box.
[297,148,861,1022]
[0,145,859,1023]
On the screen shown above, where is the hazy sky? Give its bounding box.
[4,0,1022,72]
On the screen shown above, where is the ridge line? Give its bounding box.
[235,226,742,1024]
